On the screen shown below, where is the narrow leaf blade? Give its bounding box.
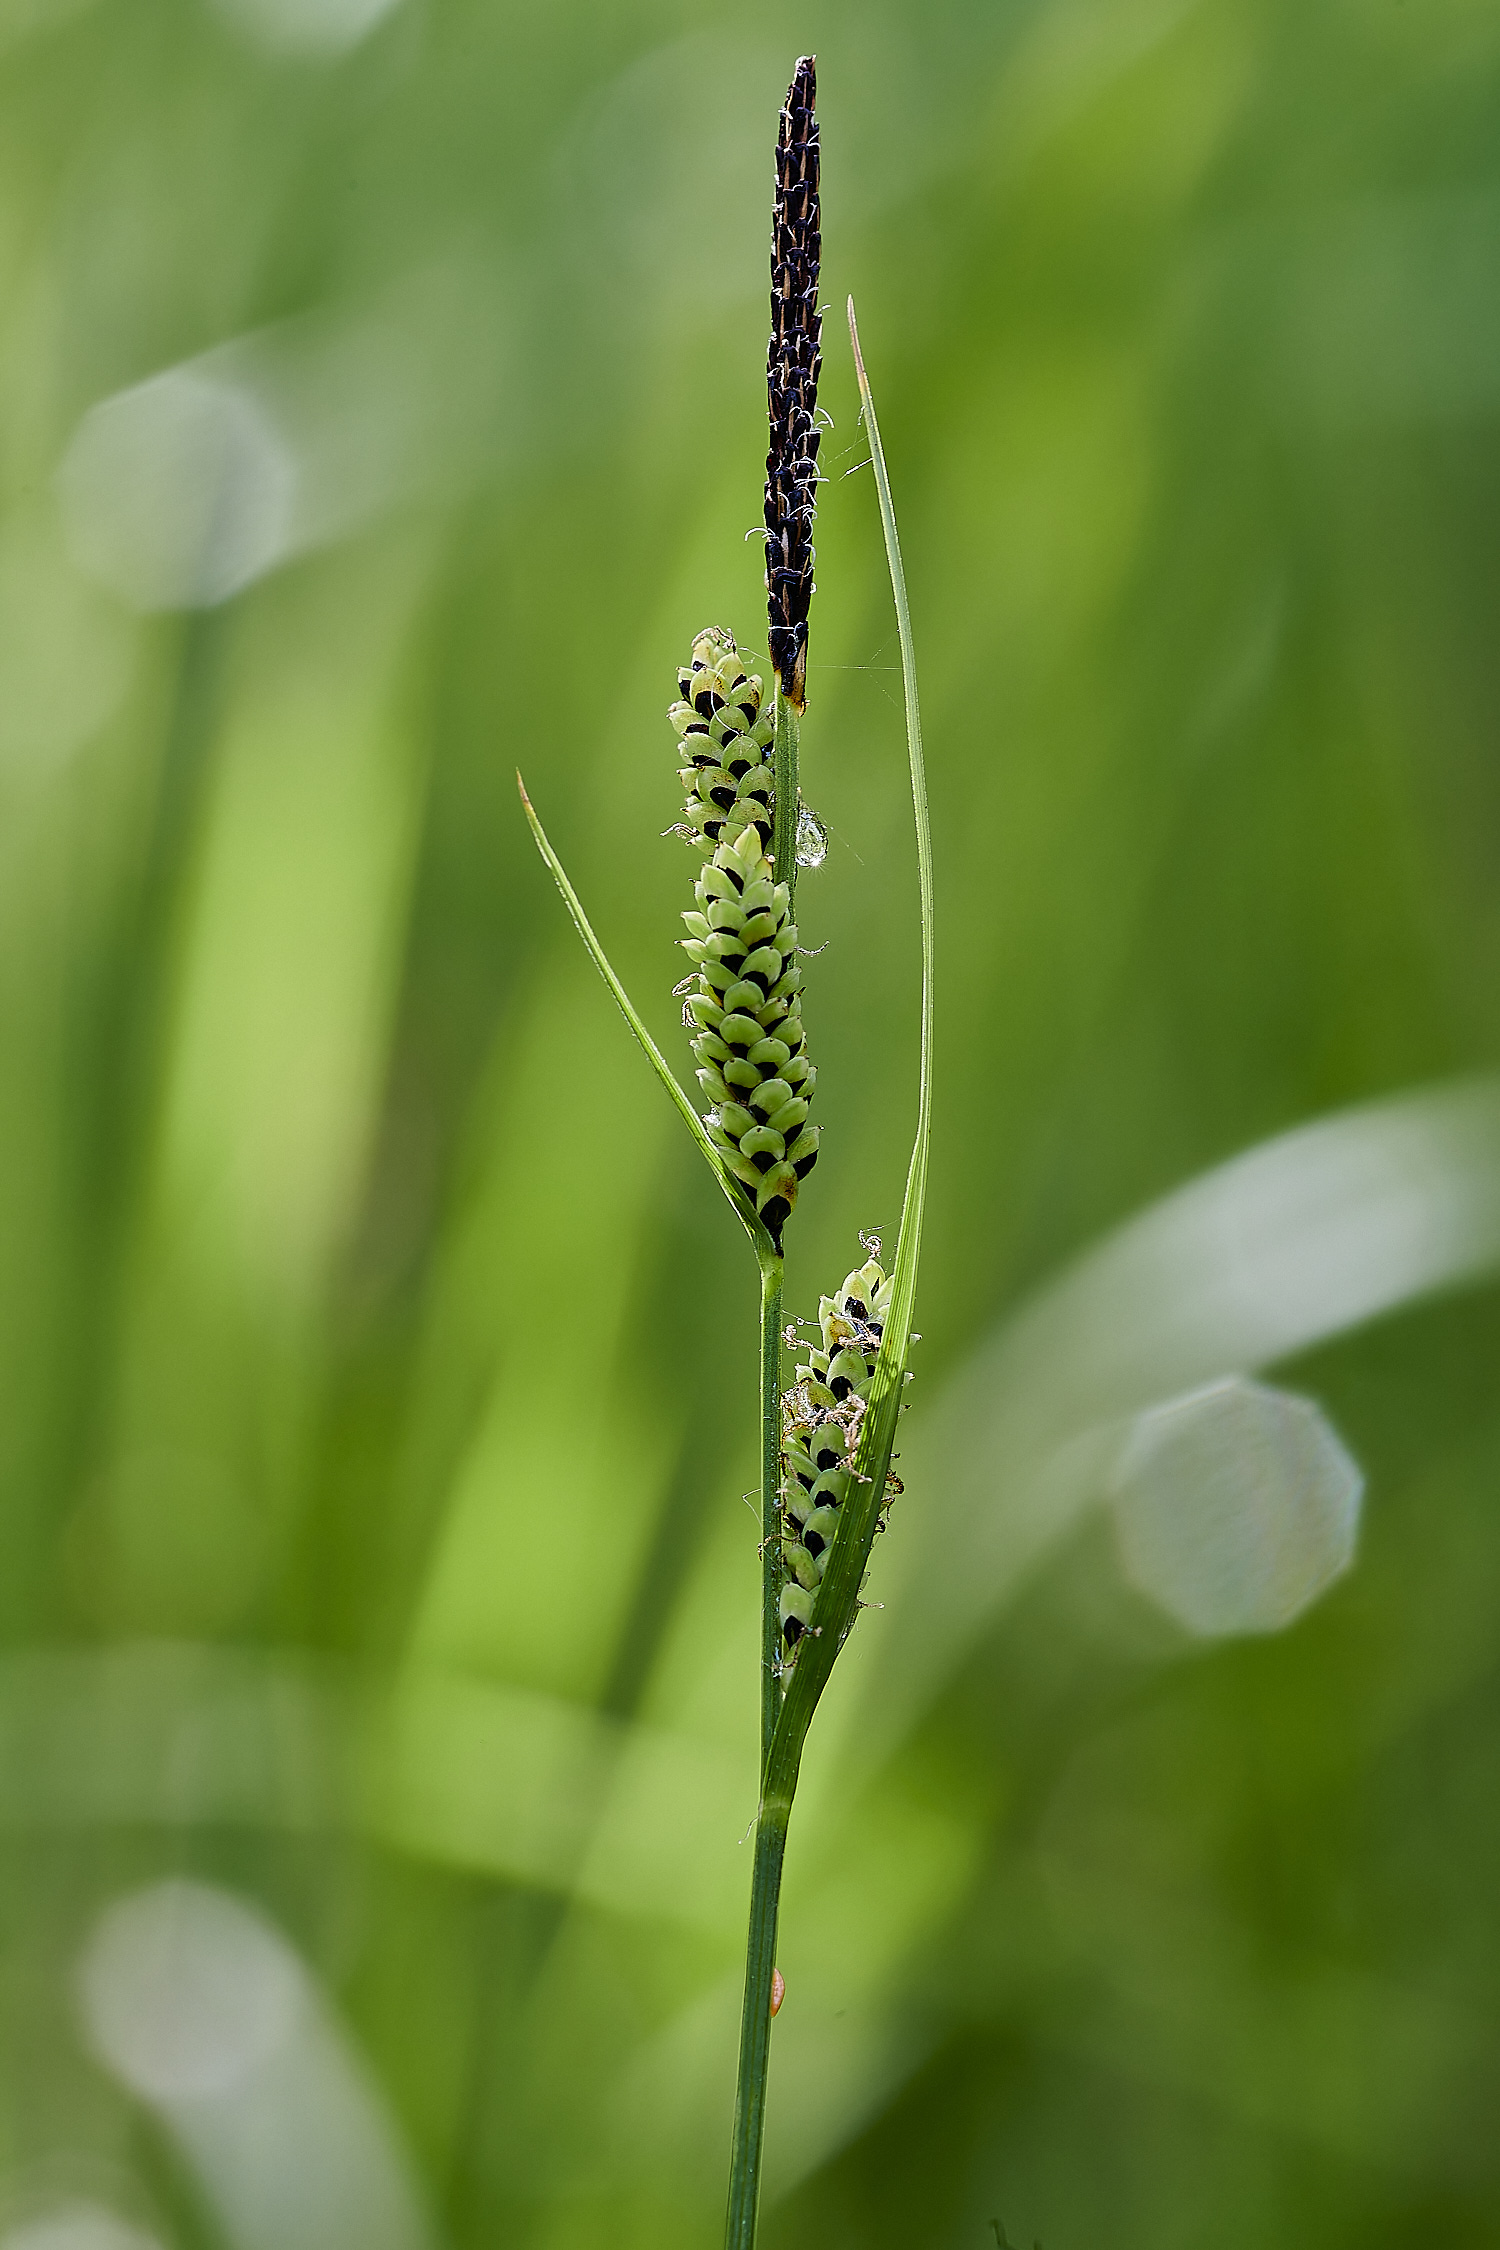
[518,775,772,1257]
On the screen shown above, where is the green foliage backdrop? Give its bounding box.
[3,0,1500,2245]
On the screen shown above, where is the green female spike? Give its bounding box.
[671,630,819,1251]
[668,628,776,858]
[778,1247,899,1660]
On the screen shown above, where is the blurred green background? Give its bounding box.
[4,0,1500,2244]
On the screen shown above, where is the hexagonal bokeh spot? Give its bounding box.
[1107,1375,1363,1638]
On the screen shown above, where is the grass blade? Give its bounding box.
[518,775,775,1260]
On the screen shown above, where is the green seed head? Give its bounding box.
[671,630,818,1250]
[777,1244,901,1662]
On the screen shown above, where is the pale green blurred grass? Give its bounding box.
[4,0,1500,2244]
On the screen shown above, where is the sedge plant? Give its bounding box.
[519,55,933,2249]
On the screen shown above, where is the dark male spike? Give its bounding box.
[764,54,821,712]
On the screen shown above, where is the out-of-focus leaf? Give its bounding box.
[1107,1375,1363,1637]
[849,1075,1500,1773]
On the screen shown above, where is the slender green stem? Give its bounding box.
[763,687,799,1757]
[723,1793,791,2250]
[724,1698,814,2250]
[772,692,801,904]
[758,1252,785,1766]
[723,692,802,2250]
[727,1245,790,2249]
[763,682,800,1763]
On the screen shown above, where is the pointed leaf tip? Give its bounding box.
[847,298,865,383]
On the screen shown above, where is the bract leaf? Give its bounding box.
[518,775,775,1261]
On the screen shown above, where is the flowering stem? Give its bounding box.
[761,684,799,1756]
[772,692,801,904]
[726,703,801,2250]
[758,1249,785,1765]
[723,1790,790,2250]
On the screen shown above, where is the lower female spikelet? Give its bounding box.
[681,820,819,1249]
[778,1249,897,1660]
[668,629,775,856]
